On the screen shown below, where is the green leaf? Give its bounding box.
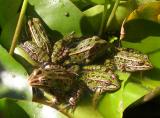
[83,5,104,34]
[83,1,135,34]
[0,16,19,50]
[0,0,22,27]
[122,2,160,41]
[28,0,94,38]
[70,0,91,10]
[0,45,32,100]
[84,0,105,4]
[0,98,68,118]
[72,99,104,118]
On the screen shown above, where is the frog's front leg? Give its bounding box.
[65,87,84,110]
[45,94,59,106]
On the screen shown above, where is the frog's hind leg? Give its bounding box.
[62,87,83,112]
[92,88,103,108]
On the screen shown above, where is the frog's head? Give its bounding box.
[28,68,52,89]
[28,67,76,90]
[126,53,153,71]
[87,36,108,47]
[104,71,121,92]
[137,54,153,70]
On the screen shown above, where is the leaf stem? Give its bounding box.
[9,0,28,55]
[105,0,120,31]
[98,0,120,37]
[98,0,110,37]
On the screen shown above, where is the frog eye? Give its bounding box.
[143,55,149,60]
[138,61,145,65]
[36,69,43,75]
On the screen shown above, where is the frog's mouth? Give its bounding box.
[126,62,153,71]
[28,77,49,88]
[105,81,121,92]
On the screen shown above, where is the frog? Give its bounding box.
[21,18,51,64]
[27,18,51,54]
[81,65,120,106]
[63,36,109,65]
[104,48,153,72]
[28,64,85,109]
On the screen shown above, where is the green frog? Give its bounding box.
[28,18,51,54]
[81,65,120,106]
[64,36,108,65]
[21,18,51,64]
[113,49,153,72]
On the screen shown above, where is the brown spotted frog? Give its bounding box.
[28,64,84,108]
[104,49,153,72]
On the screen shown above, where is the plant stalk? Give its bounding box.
[98,0,110,37]
[105,0,120,31]
[9,0,28,55]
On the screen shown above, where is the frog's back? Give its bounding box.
[80,70,120,93]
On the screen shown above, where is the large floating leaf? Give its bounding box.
[0,98,68,118]
[28,0,94,38]
[83,5,103,34]
[0,45,32,100]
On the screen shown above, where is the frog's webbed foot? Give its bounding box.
[44,96,60,108]
[63,88,83,111]
[61,97,77,112]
